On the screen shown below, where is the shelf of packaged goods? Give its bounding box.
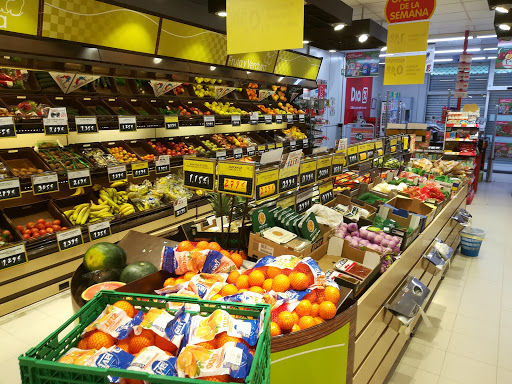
[443,151,477,156]
[444,138,478,142]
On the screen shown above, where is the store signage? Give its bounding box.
[0,243,28,271]
[0,116,16,138]
[255,168,279,202]
[267,144,276,151]
[247,146,256,156]
[75,117,98,134]
[387,21,429,54]
[366,142,375,159]
[496,41,512,70]
[279,151,301,194]
[215,86,237,100]
[347,146,359,166]
[57,227,83,252]
[316,156,332,181]
[44,116,69,135]
[290,140,296,150]
[276,143,283,149]
[298,114,306,123]
[425,44,436,73]
[174,197,188,217]
[265,114,273,125]
[287,114,294,124]
[0,177,21,201]
[250,112,259,125]
[302,139,309,149]
[375,140,384,157]
[183,158,215,191]
[119,116,137,132]
[0,0,38,36]
[67,169,92,189]
[345,51,380,77]
[403,135,410,151]
[319,180,334,205]
[384,55,427,85]
[385,0,436,23]
[217,161,255,198]
[32,172,59,195]
[50,73,99,93]
[276,115,283,124]
[216,150,227,160]
[108,164,127,183]
[344,77,373,124]
[258,145,266,155]
[358,144,368,163]
[299,159,317,187]
[277,194,296,210]
[155,155,171,174]
[390,138,398,153]
[204,115,215,128]
[227,51,279,73]
[231,115,241,127]
[332,151,346,176]
[132,162,149,178]
[88,220,111,242]
[232,147,243,160]
[295,188,313,214]
[274,50,322,81]
[165,116,179,129]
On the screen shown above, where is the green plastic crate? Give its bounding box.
[19,291,271,384]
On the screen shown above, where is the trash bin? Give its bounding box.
[460,228,485,257]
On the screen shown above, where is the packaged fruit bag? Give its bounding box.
[83,304,143,339]
[126,346,177,377]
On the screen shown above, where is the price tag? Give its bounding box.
[265,115,272,124]
[233,148,243,160]
[231,115,241,127]
[347,146,359,166]
[0,242,27,271]
[287,114,293,124]
[0,116,16,138]
[276,115,283,124]
[88,220,111,242]
[278,162,300,194]
[204,115,215,128]
[276,143,283,149]
[390,138,398,154]
[183,158,215,191]
[319,180,334,205]
[0,178,21,201]
[358,144,368,163]
[299,114,306,123]
[403,135,410,151]
[44,117,69,135]
[67,168,92,189]
[216,150,227,160]
[267,143,276,150]
[155,155,170,174]
[316,156,332,181]
[295,188,313,214]
[290,140,296,151]
[174,197,188,217]
[302,139,309,149]
[32,172,59,195]
[247,146,255,156]
[132,162,149,178]
[108,164,127,183]
[366,142,375,159]
[165,116,179,129]
[119,116,137,132]
[217,161,255,197]
[375,140,384,157]
[75,117,98,134]
[255,168,279,202]
[56,227,83,251]
[257,145,266,155]
[331,151,346,176]
[299,159,317,187]
[250,112,259,125]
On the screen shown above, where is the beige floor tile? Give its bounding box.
[457,291,501,321]
[0,357,21,384]
[425,307,457,332]
[452,312,500,339]
[500,308,512,328]
[447,329,498,366]
[498,325,512,369]
[400,339,446,375]
[428,283,464,314]
[388,363,440,384]
[440,352,497,384]
[497,367,512,384]
[412,322,452,351]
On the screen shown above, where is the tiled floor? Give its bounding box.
[0,174,510,384]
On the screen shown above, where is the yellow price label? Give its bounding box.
[131,161,149,178]
[217,161,255,197]
[276,143,283,148]
[347,146,359,166]
[332,151,346,176]
[223,178,248,194]
[255,168,279,202]
[390,138,398,154]
[258,183,276,199]
[183,158,215,191]
[358,144,368,162]
[267,143,276,150]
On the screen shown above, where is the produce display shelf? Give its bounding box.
[444,138,478,142]
[445,124,479,128]
[414,149,444,153]
[443,151,477,156]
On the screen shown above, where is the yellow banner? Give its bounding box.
[384,55,426,85]
[217,161,254,179]
[274,50,322,80]
[227,51,279,73]
[0,0,39,35]
[226,0,303,55]
[387,21,429,54]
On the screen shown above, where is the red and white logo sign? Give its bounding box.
[344,77,373,124]
[385,0,436,24]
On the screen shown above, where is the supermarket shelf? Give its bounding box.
[445,124,479,128]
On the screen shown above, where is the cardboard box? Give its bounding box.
[180,220,252,250]
[343,179,396,209]
[378,196,436,232]
[375,205,421,251]
[327,194,377,224]
[248,224,334,260]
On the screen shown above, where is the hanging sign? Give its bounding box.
[161,82,183,96]
[384,55,427,85]
[217,161,255,197]
[0,242,27,271]
[75,117,98,134]
[88,220,111,242]
[165,116,179,129]
[108,164,127,183]
[32,173,59,195]
[387,21,429,54]
[67,74,100,93]
[258,90,275,101]
[215,86,237,100]
[49,72,99,93]
[385,0,436,23]
[0,178,21,201]
[255,168,279,202]
[332,151,346,176]
[183,158,215,191]
[56,227,83,251]
[0,116,16,138]
[299,159,317,187]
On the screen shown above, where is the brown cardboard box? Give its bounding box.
[344,179,397,209]
[378,196,436,232]
[327,194,377,223]
[248,224,334,260]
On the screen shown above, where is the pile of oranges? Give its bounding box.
[107,146,139,163]
[174,240,245,269]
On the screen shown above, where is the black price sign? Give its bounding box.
[216,150,227,160]
[132,162,149,178]
[347,146,359,166]
[316,156,332,181]
[57,227,83,251]
[233,148,243,160]
[0,116,16,138]
[290,140,296,151]
[32,173,59,195]
[108,165,127,183]
[183,158,215,191]
[247,146,255,156]
[0,243,27,271]
[174,197,188,217]
[88,220,111,242]
[67,169,91,189]
[276,115,283,124]
[257,145,266,156]
[231,115,241,127]
[302,139,309,149]
[299,159,317,187]
[75,117,98,134]
[319,181,334,205]
[265,114,272,124]
[287,114,293,124]
[299,114,306,123]
[295,188,313,214]
[204,115,215,128]
[331,152,346,176]
[217,161,255,198]
[279,175,297,193]
[165,116,179,129]
[250,113,259,125]
[119,116,137,132]
[155,155,170,174]
[0,178,21,201]
[44,117,69,135]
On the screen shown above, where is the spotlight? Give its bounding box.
[210,66,216,71]
[499,24,511,31]
[153,58,162,64]
[303,40,310,44]
[495,6,509,13]
[216,11,227,17]
[333,24,346,31]
[278,77,284,82]
[358,34,369,43]
[329,49,336,53]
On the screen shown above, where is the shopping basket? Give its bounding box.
[460,228,485,257]
[18,291,271,384]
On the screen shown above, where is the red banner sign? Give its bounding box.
[385,0,436,23]
[344,77,372,125]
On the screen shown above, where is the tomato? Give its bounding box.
[26,222,35,229]
[45,228,54,234]
[16,225,24,232]
[22,233,31,240]
[60,227,67,231]
[39,229,47,235]
[44,221,52,228]
[31,228,39,234]
[52,220,61,226]
[52,225,61,231]
[36,223,45,230]
[37,218,45,224]
[23,229,31,235]
[2,230,11,237]
[32,232,40,238]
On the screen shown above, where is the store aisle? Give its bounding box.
[387,174,512,384]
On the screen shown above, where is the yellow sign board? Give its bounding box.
[274,50,322,80]
[277,194,296,210]
[226,0,304,55]
[384,55,427,85]
[183,158,216,191]
[387,21,429,54]
[217,161,255,197]
[0,0,39,35]
[255,168,279,202]
[227,51,279,73]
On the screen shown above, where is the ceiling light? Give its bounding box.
[434,58,453,62]
[246,71,251,74]
[472,56,487,60]
[278,77,284,82]
[358,34,369,43]
[427,36,473,43]
[499,24,511,31]
[484,47,498,50]
[381,47,387,51]
[477,34,497,38]
[210,66,216,71]
[153,57,162,64]
[329,49,336,53]
[436,48,481,54]
[303,40,310,44]
[488,56,497,59]
[216,11,227,17]
[495,6,509,13]
[333,23,346,31]
[379,62,385,65]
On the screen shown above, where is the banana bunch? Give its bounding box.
[98,187,135,217]
[71,187,86,196]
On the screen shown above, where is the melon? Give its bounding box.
[81,281,125,301]
[120,261,158,283]
[84,243,127,272]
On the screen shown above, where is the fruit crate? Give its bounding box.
[0,70,40,93]
[37,146,91,174]
[91,76,120,95]
[147,99,182,117]
[125,98,159,116]
[46,96,93,117]
[19,291,271,384]
[112,78,139,95]
[0,147,51,179]
[147,137,207,160]
[72,142,118,170]
[0,95,53,121]
[78,97,117,116]
[125,139,160,162]
[181,100,211,116]
[103,98,140,116]
[101,140,142,166]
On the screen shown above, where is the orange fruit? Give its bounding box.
[291,324,301,333]
[249,286,264,294]
[77,337,89,350]
[220,250,231,258]
[235,275,249,289]
[319,301,336,320]
[270,322,281,337]
[289,272,310,291]
[155,334,178,354]
[200,375,231,382]
[220,284,238,296]
[211,294,222,301]
[316,290,326,304]
[324,286,341,304]
[129,330,154,354]
[177,241,194,252]
[267,266,282,279]
[229,253,243,268]
[183,272,196,281]
[88,331,115,349]
[254,267,268,279]
[196,241,209,250]
[291,311,299,324]
[163,277,176,287]
[196,340,217,349]
[216,332,248,348]
[303,290,317,303]
[116,337,131,353]
[298,316,316,330]
[277,311,295,331]
[207,242,222,252]
[314,317,325,325]
[293,263,311,274]
[271,274,290,293]
[262,278,273,292]
[238,288,248,293]
[175,278,186,285]
[248,270,265,287]
[311,303,319,318]
[113,300,135,318]
[59,355,75,364]
[227,270,240,284]
[295,300,312,317]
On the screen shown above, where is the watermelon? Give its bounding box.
[120,261,158,283]
[81,281,125,301]
[84,243,127,272]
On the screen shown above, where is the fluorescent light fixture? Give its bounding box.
[153,57,162,64]
[278,77,284,82]
[427,36,473,43]
[329,49,336,53]
[358,34,369,43]
[440,79,453,82]
[333,23,345,31]
[472,56,487,60]
[484,47,498,50]
[477,34,497,38]
[499,24,511,31]
[434,58,453,62]
[210,66,216,71]
[495,6,509,13]
[381,46,387,51]
[379,62,385,65]
[488,56,497,59]
[293,79,302,85]
[379,54,386,57]
[436,48,481,54]
[216,11,227,17]
[303,40,310,44]
[246,71,251,74]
